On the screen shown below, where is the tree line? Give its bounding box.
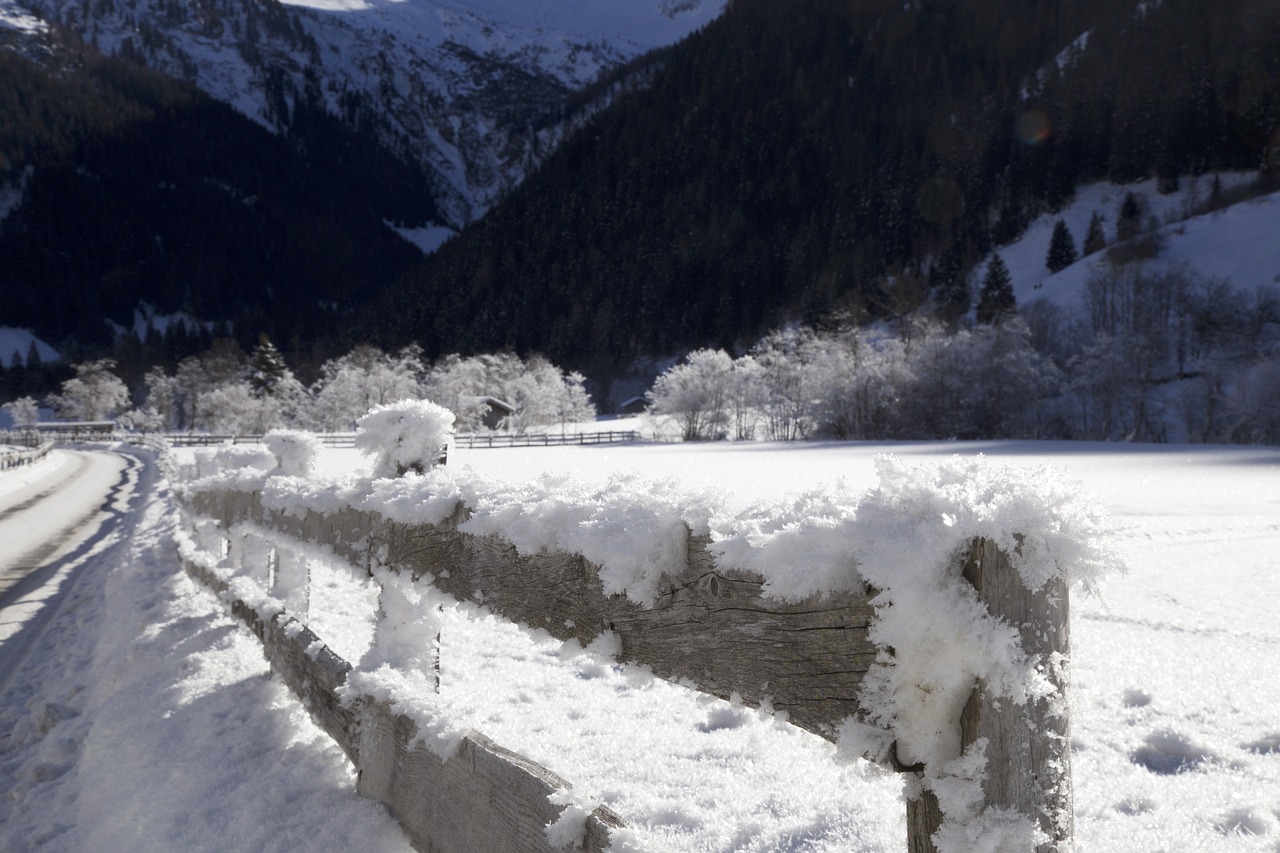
[3,341,596,436]
[647,255,1280,445]
[10,225,1278,446]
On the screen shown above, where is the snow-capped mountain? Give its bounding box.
[13,0,726,228]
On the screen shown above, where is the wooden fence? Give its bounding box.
[184,486,1072,853]
[162,432,359,448]
[0,438,53,470]
[452,430,641,449]
[163,430,638,450]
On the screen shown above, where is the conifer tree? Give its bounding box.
[248,334,289,397]
[1116,191,1144,241]
[976,254,1016,325]
[930,250,970,322]
[1082,211,1106,256]
[1046,219,1078,273]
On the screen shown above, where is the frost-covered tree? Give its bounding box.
[967,320,1063,438]
[1066,333,1165,441]
[976,254,1016,325]
[1,395,39,427]
[491,356,595,432]
[833,330,912,440]
[173,340,248,430]
[803,331,863,440]
[727,355,765,441]
[1046,219,1078,273]
[51,359,130,421]
[246,337,307,426]
[422,352,595,433]
[648,348,733,441]
[899,323,973,437]
[750,331,817,441]
[248,335,290,396]
[1229,358,1280,444]
[200,381,285,434]
[308,344,425,431]
[139,367,183,430]
[116,405,168,433]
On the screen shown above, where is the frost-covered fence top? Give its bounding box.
[181,435,1122,853]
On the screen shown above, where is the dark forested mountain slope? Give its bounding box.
[0,42,428,357]
[368,0,1280,381]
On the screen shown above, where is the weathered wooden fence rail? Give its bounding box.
[184,487,1072,853]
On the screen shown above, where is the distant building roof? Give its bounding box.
[458,395,516,413]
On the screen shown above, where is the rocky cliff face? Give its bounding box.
[12,0,725,228]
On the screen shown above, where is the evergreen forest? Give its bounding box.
[0,38,434,376]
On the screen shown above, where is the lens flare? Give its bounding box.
[1016,110,1052,146]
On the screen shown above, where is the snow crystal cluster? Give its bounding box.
[263,429,321,478]
[354,400,455,479]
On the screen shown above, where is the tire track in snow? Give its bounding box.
[0,449,141,696]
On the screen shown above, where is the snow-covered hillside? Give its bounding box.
[987,173,1279,310]
[12,0,726,229]
[0,327,59,367]
[0,0,44,36]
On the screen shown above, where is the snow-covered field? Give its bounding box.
[3,438,1278,851]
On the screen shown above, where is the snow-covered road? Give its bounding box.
[0,450,135,689]
[0,450,128,594]
[0,446,414,852]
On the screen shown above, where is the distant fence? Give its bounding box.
[182,484,1074,853]
[0,438,52,470]
[163,433,358,448]
[0,430,44,449]
[135,430,640,451]
[30,422,116,442]
[452,430,641,449]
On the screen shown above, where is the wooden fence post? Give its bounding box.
[273,549,310,619]
[963,538,1073,850]
[906,537,1075,850]
[906,538,1072,853]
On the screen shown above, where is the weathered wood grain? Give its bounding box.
[358,702,623,853]
[906,791,944,853]
[376,509,879,741]
[961,538,1073,852]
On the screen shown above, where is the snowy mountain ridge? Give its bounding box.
[12,0,726,228]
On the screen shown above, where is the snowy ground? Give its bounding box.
[2,438,1278,851]
[991,172,1280,310]
[0,447,414,853]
